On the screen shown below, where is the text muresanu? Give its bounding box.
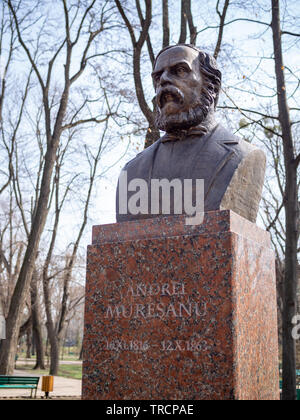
[104,302,206,319]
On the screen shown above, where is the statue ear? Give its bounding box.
[213,88,220,109]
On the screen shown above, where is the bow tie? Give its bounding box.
[161,127,208,143]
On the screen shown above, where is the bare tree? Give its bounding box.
[216,0,299,399]
[0,0,116,375]
[43,121,110,375]
[114,0,160,148]
[271,0,299,400]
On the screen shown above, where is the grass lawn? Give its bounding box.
[56,364,82,380]
[16,364,82,380]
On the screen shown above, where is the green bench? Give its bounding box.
[0,375,40,398]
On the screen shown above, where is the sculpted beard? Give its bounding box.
[155,87,212,133]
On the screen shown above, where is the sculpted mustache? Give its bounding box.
[155,86,184,108]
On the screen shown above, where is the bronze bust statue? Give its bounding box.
[116,44,266,223]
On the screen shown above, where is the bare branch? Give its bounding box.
[185,0,197,45]
[135,0,155,65]
[115,0,136,45]
[115,0,153,124]
[0,249,11,274]
[162,0,170,48]
[217,105,279,120]
[266,200,284,232]
[7,0,45,91]
[281,31,300,37]
[218,93,281,138]
[214,0,230,59]
[72,0,97,46]
[61,115,111,131]
[178,0,187,44]
[197,18,270,35]
[46,38,67,91]
[62,0,71,43]
[69,27,104,85]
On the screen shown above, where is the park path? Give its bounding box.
[16,357,82,365]
[0,368,82,399]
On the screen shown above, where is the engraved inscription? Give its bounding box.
[104,302,205,319]
[100,339,204,352]
[104,281,206,319]
[126,282,185,297]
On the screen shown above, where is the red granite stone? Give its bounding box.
[82,210,279,400]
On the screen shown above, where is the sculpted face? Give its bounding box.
[152,46,207,132]
[152,46,203,114]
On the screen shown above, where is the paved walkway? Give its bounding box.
[16,358,82,366]
[0,369,82,399]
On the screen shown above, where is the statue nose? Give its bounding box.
[160,70,172,87]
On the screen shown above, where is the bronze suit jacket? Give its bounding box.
[116,124,265,223]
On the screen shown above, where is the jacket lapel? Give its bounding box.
[199,127,240,206]
[205,141,238,200]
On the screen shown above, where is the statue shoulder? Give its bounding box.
[220,138,266,223]
[123,139,161,173]
[216,124,266,160]
[238,137,266,163]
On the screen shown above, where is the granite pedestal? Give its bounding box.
[82,210,279,400]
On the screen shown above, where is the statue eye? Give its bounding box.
[175,65,188,76]
[153,72,162,84]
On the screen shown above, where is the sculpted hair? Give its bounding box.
[154,44,222,109]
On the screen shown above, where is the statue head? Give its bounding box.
[152,44,222,133]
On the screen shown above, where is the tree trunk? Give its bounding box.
[214,0,230,59]
[26,327,32,359]
[145,123,160,148]
[43,267,60,375]
[31,270,45,370]
[162,0,169,48]
[79,344,83,361]
[49,335,60,376]
[178,0,187,44]
[271,0,299,400]
[0,145,58,374]
[32,315,45,370]
[185,0,197,45]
